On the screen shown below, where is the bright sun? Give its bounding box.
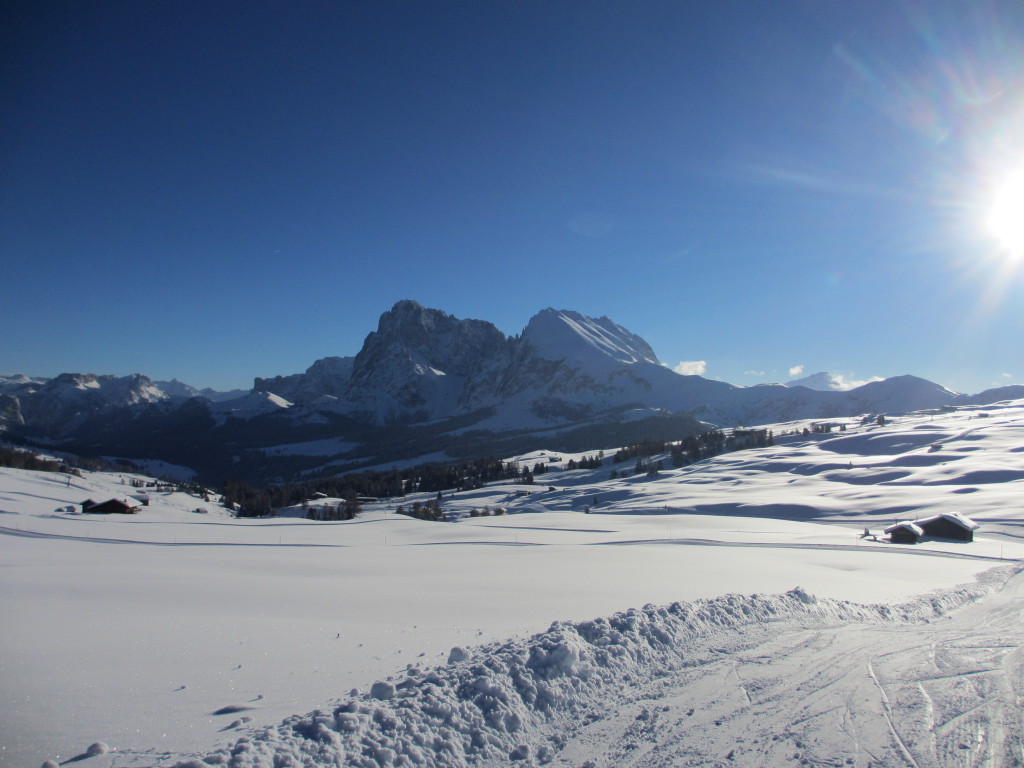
[987,169,1024,257]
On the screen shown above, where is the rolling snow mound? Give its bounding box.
[171,566,1017,768]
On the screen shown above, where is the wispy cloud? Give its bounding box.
[567,212,614,239]
[744,370,765,377]
[830,373,883,390]
[788,365,804,377]
[674,360,707,376]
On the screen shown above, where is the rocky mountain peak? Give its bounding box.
[353,300,509,380]
[522,309,660,366]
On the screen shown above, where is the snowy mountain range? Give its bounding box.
[3,300,1022,483]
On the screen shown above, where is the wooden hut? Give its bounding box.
[884,521,923,544]
[82,497,141,514]
[917,513,979,542]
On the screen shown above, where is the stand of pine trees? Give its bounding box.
[305,500,360,521]
[396,499,445,522]
[222,425,783,519]
[222,455,538,517]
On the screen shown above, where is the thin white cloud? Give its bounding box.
[567,212,614,238]
[830,373,883,391]
[744,370,765,377]
[788,365,804,377]
[674,360,707,376]
[1002,373,1013,379]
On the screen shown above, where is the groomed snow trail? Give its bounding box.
[169,566,1024,768]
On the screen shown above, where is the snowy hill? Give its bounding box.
[4,398,1024,766]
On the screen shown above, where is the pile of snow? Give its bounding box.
[172,567,1016,768]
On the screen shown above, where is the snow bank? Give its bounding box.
[170,565,1018,768]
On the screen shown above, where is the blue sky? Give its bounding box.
[3,1,1023,394]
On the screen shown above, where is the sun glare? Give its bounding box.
[987,169,1024,257]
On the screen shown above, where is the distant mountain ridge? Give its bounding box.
[1,300,1017,483]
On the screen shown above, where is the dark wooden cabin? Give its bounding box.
[884,522,923,544]
[82,498,140,515]
[917,513,979,542]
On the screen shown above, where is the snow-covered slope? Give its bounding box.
[253,357,355,405]
[4,398,1024,767]
[169,567,1022,768]
[10,373,169,435]
[0,373,46,394]
[207,390,294,425]
[522,308,660,366]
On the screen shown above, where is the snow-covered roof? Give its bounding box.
[917,512,980,531]
[85,496,140,508]
[883,521,924,536]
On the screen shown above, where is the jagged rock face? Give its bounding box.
[156,378,202,399]
[335,303,668,424]
[344,300,512,421]
[254,356,355,404]
[240,302,967,429]
[1,301,980,465]
[0,394,23,429]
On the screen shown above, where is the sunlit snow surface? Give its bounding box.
[2,400,1024,767]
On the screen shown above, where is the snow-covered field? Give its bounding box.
[3,400,1024,767]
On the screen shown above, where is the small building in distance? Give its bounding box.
[884,521,923,544]
[917,512,979,542]
[884,512,979,544]
[81,497,141,515]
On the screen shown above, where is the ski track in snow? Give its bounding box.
[0,525,1007,565]
[167,566,1024,768]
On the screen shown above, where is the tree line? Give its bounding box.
[221,426,779,518]
[221,454,535,518]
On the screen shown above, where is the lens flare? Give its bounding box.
[987,169,1024,256]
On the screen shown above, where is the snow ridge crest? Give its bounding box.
[522,308,660,366]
